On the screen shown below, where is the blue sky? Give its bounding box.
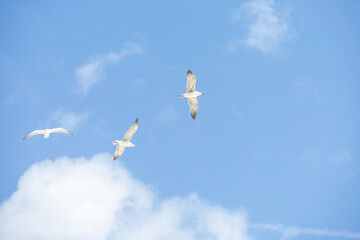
[1,0,360,239]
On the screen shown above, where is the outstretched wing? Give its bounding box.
[186,70,197,92]
[187,97,198,120]
[114,145,125,160]
[123,118,138,141]
[22,130,44,140]
[50,128,74,135]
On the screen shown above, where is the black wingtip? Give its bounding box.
[187,69,192,74]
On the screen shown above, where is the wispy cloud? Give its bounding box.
[331,150,352,166]
[131,77,145,87]
[231,106,244,118]
[292,78,320,102]
[76,43,142,95]
[48,109,88,130]
[230,0,291,54]
[252,223,360,239]
[0,153,251,240]
[349,169,360,178]
[155,107,181,122]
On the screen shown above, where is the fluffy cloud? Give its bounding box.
[48,109,88,131]
[230,0,291,54]
[0,153,251,240]
[76,43,142,94]
[1,154,359,240]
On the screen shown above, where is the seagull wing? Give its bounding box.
[49,128,74,135]
[123,118,139,141]
[186,70,197,92]
[187,97,198,120]
[22,130,44,140]
[114,145,125,160]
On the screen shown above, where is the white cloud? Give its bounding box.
[0,153,251,240]
[76,43,143,95]
[252,223,360,239]
[48,109,88,131]
[2,153,358,240]
[231,0,291,54]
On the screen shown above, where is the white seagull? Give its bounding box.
[179,70,204,119]
[113,118,139,160]
[23,128,74,140]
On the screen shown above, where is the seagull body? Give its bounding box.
[113,118,138,160]
[180,91,203,98]
[113,140,135,147]
[23,128,74,140]
[179,70,204,119]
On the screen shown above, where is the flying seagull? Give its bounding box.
[179,70,204,119]
[113,118,139,160]
[23,128,74,140]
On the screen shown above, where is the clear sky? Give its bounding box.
[1,0,359,239]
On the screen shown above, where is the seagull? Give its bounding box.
[23,128,74,140]
[113,118,139,160]
[179,70,204,119]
